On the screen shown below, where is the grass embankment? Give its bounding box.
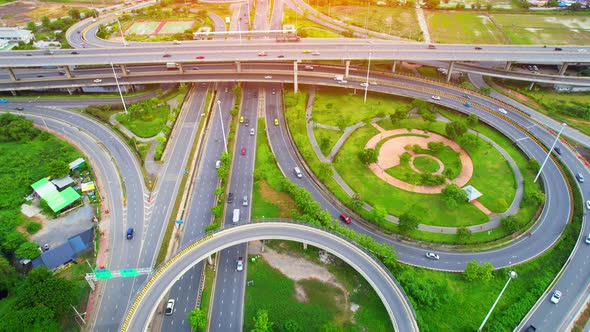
[490,78,590,136]
[283,9,342,38]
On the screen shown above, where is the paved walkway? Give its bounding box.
[415,1,431,43]
[366,126,474,194]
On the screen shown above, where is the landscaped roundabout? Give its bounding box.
[285,88,544,244]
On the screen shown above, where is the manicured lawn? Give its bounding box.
[333,124,487,227]
[426,11,506,44]
[492,14,590,45]
[312,87,413,128]
[313,126,342,156]
[414,156,440,173]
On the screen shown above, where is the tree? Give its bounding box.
[398,211,419,234]
[188,309,207,331]
[17,267,77,317]
[501,215,520,233]
[467,114,479,127]
[445,121,467,139]
[390,108,409,125]
[456,227,472,244]
[317,163,333,180]
[399,152,411,164]
[47,160,70,178]
[68,8,81,19]
[421,111,436,126]
[15,241,42,259]
[371,206,387,224]
[464,260,480,281]
[479,262,494,281]
[442,183,467,206]
[358,148,378,165]
[0,255,17,293]
[458,132,480,151]
[0,113,40,142]
[284,320,303,332]
[251,309,273,332]
[2,231,27,252]
[320,322,344,332]
[41,16,51,29]
[479,86,491,95]
[523,189,545,205]
[427,141,445,153]
[0,305,58,332]
[423,0,440,8]
[527,159,540,173]
[350,193,362,210]
[319,137,332,152]
[26,21,38,33]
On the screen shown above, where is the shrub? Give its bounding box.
[25,222,42,234]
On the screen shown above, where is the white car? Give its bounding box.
[369,81,378,86]
[264,75,272,79]
[311,51,321,56]
[498,108,508,114]
[173,40,182,45]
[431,95,441,100]
[550,290,561,304]
[425,252,440,260]
[258,52,267,56]
[578,49,587,52]
[165,299,175,315]
[585,233,590,244]
[586,200,590,209]
[237,257,244,271]
[93,79,102,83]
[360,82,368,87]
[337,80,348,84]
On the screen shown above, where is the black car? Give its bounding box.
[474,46,482,50]
[163,54,171,57]
[245,119,249,127]
[554,47,563,51]
[228,192,234,203]
[15,106,24,111]
[71,51,79,54]
[554,147,562,155]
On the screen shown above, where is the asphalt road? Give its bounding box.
[121,222,418,332]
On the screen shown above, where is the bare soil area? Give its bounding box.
[258,180,297,218]
[1,0,102,25]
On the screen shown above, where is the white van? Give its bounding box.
[294,167,303,178]
[232,209,240,223]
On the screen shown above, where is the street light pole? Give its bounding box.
[110,61,128,114]
[117,19,127,46]
[478,271,517,331]
[217,100,228,154]
[534,122,567,183]
[363,52,371,104]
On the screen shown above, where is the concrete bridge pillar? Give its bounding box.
[120,64,128,76]
[558,62,569,76]
[64,66,73,78]
[10,90,17,96]
[504,61,513,71]
[345,60,350,78]
[446,61,455,82]
[177,63,184,73]
[235,61,241,73]
[293,61,298,93]
[7,68,18,81]
[392,60,398,73]
[529,82,535,91]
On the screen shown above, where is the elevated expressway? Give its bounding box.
[120,222,418,332]
[4,67,585,330]
[1,40,590,87]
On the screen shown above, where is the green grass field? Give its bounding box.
[320,5,421,39]
[492,14,590,45]
[426,11,506,44]
[158,20,195,34]
[414,155,442,173]
[311,88,413,128]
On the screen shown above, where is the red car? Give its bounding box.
[340,214,351,224]
[241,147,246,155]
[195,55,205,59]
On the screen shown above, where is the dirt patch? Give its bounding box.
[0,0,106,25]
[248,241,348,307]
[258,180,298,218]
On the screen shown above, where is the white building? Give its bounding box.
[0,27,34,44]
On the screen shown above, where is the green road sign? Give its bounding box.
[120,269,139,277]
[95,269,112,280]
